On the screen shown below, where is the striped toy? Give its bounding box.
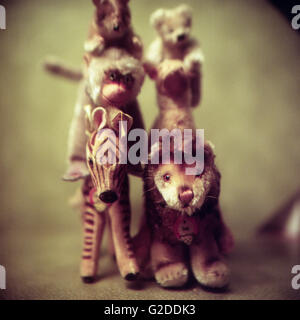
[79,106,139,283]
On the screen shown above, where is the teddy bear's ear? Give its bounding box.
[111,111,133,136]
[150,9,166,30]
[176,4,192,19]
[92,107,107,130]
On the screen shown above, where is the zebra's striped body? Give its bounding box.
[80,106,139,283]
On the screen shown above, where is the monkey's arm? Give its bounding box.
[63,81,90,181]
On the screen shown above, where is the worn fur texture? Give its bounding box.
[146,4,204,107]
[85,0,143,60]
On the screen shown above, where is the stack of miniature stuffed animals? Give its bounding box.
[45,0,234,290]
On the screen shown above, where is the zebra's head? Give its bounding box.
[86,107,133,204]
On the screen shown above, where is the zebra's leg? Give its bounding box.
[106,215,115,258]
[108,193,139,281]
[80,204,106,283]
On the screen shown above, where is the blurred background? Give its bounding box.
[0,0,299,299]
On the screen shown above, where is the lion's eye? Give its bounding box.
[163,174,171,182]
[169,28,174,33]
[88,158,94,168]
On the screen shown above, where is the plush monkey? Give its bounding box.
[49,48,145,181]
[146,4,204,107]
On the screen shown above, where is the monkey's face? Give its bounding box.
[93,0,131,40]
[86,50,145,107]
[101,70,135,106]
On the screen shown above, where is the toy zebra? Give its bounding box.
[79,106,140,283]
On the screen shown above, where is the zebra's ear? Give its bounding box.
[92,107,107,130]
[111,111,133,134]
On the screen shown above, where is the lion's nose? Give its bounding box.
[113,24,120,31]
[179,188,194,205]
[99,191,118,203]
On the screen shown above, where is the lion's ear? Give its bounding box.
[204,141,216,164]
[91,107,107,130]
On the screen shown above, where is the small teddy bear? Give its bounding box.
[146,4,204,107]
[84,0,143,60]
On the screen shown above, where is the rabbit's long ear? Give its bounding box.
[91,107,107,130]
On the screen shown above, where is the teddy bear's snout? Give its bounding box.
[177,34,186,42]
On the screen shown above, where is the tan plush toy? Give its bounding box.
[138,59,234,289]
[84,0,143,60]
[146,4,204,107]
[79,106,140,283]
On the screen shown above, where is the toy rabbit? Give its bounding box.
[84,0,143,59]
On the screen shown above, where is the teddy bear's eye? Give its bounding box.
[163,174,171,182]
